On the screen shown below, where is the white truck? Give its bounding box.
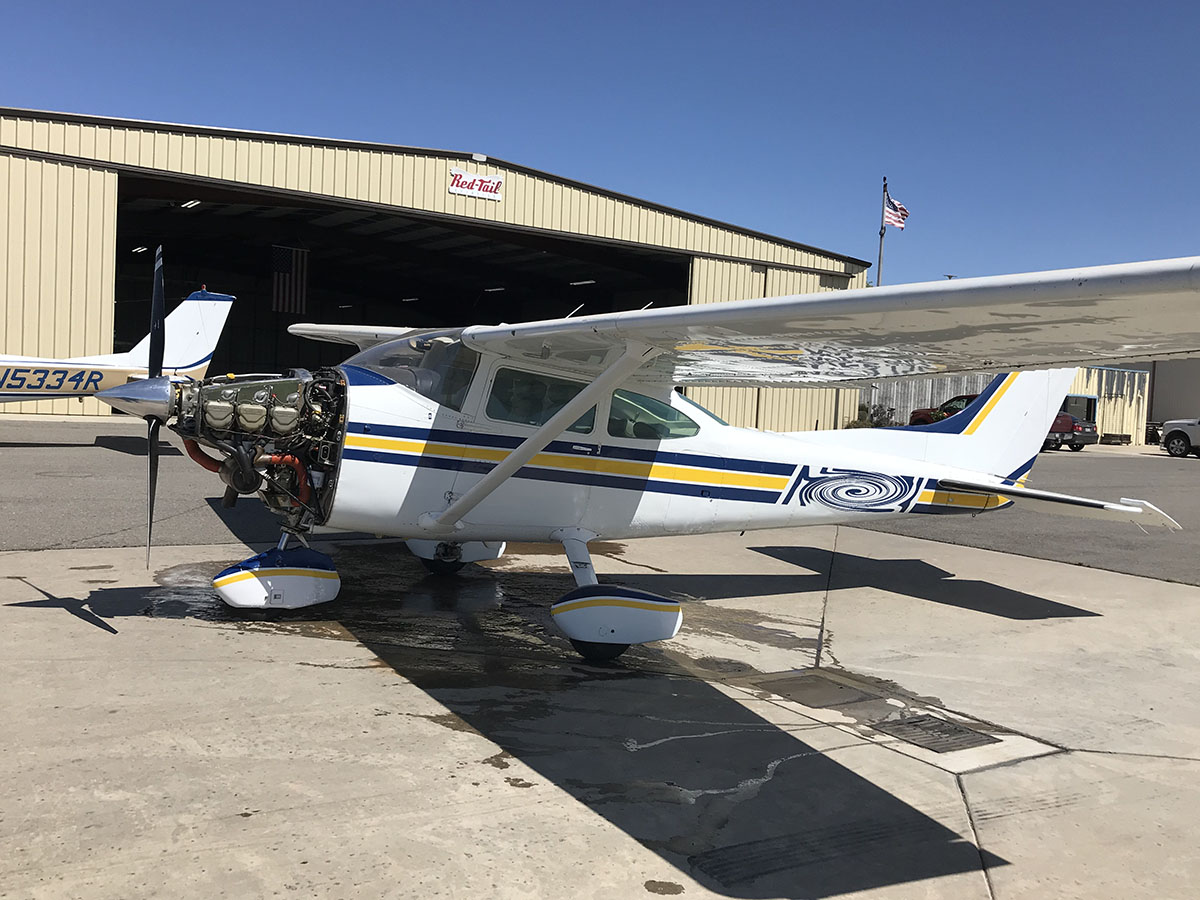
[1161,418,1200,457]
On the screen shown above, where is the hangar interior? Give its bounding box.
[114,176,690,374]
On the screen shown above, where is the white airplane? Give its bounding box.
[97,256,1200,661]
[0,248,234,404]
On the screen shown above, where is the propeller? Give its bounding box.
[145,246,166,567]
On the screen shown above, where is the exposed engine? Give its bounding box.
[170,368,348,533]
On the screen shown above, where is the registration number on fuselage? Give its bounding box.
[0,367,105,392]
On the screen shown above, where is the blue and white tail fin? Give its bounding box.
[122,289,235,376]
[905,368,1077,481]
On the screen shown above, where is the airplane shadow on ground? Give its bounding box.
[7,543,1008,898]
[0,436,181,455]
[200,497,379,546]
[744,545,1101,619]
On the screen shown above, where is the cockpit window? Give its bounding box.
[344,330,479,412]
[486,368,595,433]
[608,389,700,440]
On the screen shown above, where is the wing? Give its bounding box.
[288,323,418,350]
[459,257,1200,385]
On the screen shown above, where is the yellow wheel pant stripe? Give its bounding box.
[552,597,681,616]
[213,568,340,587]
[964,373,1019,435]
[344,434,788,489]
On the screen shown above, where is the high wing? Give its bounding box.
[450,256,1200,385]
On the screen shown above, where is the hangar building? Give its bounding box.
[2,109,1172,441]
[0,108,869,428]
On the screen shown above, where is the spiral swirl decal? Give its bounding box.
[786,465,921,513]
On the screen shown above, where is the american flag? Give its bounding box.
[271,245,308,314]
[883,190,909,229]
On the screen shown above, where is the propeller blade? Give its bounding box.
[146,417,160,568]
[148,246,165,379]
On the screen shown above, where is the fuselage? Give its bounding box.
[0,355,209,402]
[322,356,1012,543]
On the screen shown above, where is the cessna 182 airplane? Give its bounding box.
[0,249,234,404]
[97,255,1200,661]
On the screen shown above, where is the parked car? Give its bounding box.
[908,393,978,426]
[1043,412,1099,451]
[1160,417,1200,457]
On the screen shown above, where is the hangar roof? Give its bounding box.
[0,107,870,275]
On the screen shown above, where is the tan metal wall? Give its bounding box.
[0,113,867,282]
[1069,367,1149,445]
[685,258,861,431]
[1,153,117,415]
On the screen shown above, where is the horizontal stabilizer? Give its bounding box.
[288,323,417,350]
[938,478,1181,530]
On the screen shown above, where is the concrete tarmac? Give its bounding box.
[3,523,1199,898]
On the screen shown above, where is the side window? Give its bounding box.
[486,368,595,433]
[608,389,700,440]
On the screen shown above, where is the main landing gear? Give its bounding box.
[549,529,682,663]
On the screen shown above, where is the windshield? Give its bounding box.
[344,330,479,411]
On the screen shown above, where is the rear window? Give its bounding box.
[608,389,699,440]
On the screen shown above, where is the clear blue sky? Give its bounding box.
[3,1,1197,286]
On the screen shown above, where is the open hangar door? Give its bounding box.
[113,175,690,374]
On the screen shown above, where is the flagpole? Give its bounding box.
[876,176,887,287]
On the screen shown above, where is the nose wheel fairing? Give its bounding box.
[213,546,341,609]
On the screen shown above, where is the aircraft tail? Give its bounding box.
[790,368,1077,483]
[124,289,235,376]
[898,368,1077,481]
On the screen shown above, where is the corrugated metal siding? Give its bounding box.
[0,113,867,281]
[0,153,116,415]
[1069,367,1148,445]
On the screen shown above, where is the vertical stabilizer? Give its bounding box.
[125,289,235,376]
[901,368,1077,479]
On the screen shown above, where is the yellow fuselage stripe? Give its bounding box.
[918,490,1009,508]
[552,597,681,616]
[343,434,790,490]
[213,568,340,588]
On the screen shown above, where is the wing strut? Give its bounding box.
[418,341,661,533]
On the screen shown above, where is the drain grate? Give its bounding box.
[873,714,1000,752]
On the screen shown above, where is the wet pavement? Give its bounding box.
[3,526,1199,898]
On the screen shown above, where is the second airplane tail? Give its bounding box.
[124,289,236,377]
